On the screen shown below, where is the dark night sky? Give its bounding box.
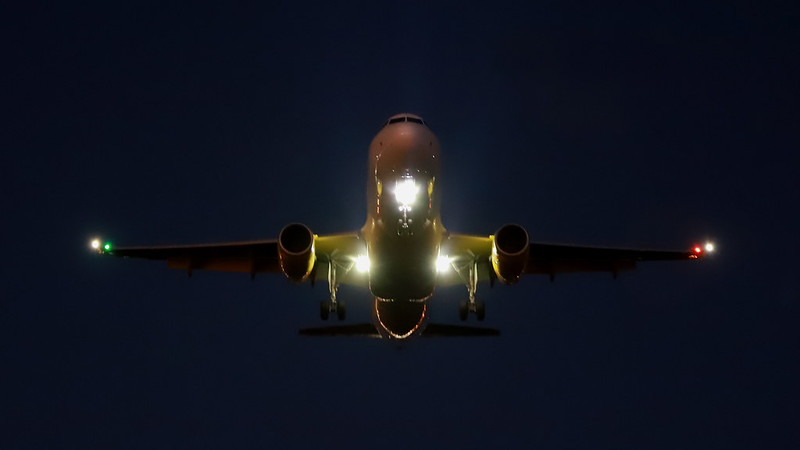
[3,1,799,448]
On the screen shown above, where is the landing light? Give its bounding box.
[355,254,370,272]
[436,255,451,272]
[394,178,418,210]
[91,239,100,249]
[704,242,715,253]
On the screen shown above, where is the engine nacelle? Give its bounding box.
[491,224,530,284]
[278,223,316,282]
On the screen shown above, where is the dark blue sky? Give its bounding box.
[3,1,798,448]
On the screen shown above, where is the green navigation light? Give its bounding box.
[104,243,112,251]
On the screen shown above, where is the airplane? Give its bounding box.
[92,113,713,339]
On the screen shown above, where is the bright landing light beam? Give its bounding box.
[355,254,370,272]
[394,178,418,211]
[436,254,451,272]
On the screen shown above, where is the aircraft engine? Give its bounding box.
[278,223,316,282]
[491,224,530,284]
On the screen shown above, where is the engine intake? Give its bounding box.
[278,223,316,282]
[491,224,530,284]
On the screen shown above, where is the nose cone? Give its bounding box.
[372,299,428,339]
[371,114,439,179]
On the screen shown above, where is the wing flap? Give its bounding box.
[166,257,280,273]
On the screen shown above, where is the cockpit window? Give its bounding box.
[383,115,427,127]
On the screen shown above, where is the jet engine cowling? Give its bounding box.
[278,223,316,282]
[491,224,530,284]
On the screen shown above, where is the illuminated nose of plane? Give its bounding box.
[372,299,428,339]
[373,113,439,178]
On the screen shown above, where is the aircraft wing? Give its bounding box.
[524,242,701,276]
[96,240,281,274]
[439,233,704,285]
[93,233,368,285]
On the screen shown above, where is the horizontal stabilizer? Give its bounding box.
[298,324,381,337]
[298,323,500,338]
[422,324,500,337]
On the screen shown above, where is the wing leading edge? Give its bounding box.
[98,233,703,281]
[99,240,280,275]
[525,242,702,276]
[95,233,368,285]
[441,233,705,284]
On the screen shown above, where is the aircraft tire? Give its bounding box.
[475,301,486,321]
[336,302,346,321]
[320,302,330,321]
[458,301,468,321]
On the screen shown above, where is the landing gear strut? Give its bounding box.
[454,257,486,321]
[319,256,350,321]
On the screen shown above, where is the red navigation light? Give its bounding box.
[689,245,705,259]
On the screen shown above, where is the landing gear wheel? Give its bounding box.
[459,301,469,321]
[475,301,486,321]
[320,301,330,321]
[336,302,346,321]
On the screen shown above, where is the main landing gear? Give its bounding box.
[454,258,486,321]
[319,257,350,321]
[458,300,485,321]
[320,300,345,321]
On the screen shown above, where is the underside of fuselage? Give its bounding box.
[372,298,428,339]
[367,224,438,300]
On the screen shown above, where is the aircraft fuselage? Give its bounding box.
[360,114,444,337]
